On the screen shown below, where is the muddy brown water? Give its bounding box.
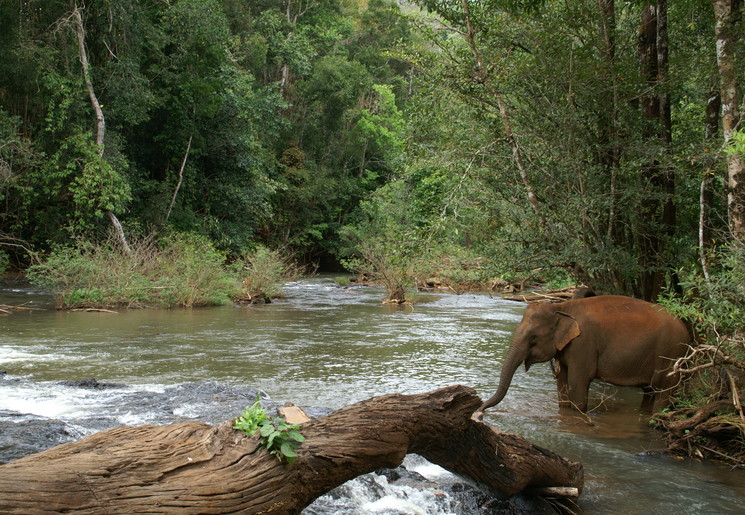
[1,277,743,513]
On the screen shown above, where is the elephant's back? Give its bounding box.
[569,295,690,343]
[568,294,668,317]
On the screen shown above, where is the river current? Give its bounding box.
[1,277,743,513]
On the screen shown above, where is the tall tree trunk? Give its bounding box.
[712,0,745,242]
[657,0,678,292]
[598,0,620,242]
[71,3,131,253]
[597,0,631,293]
[700,92,721,282]
[636,0,673,301]
[0,386,583,513]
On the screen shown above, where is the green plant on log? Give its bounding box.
[233,396,305,465]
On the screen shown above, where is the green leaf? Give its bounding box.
[265,431,277,448]
[280,441,298,459]
[285,430,305,442]
[260,420,275,437]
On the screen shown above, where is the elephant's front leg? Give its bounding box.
[562,368,591,412]
[556,364,571,407]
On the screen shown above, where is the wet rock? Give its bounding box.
[0,415,82,463]
[376,466,430,485]
[57,378,127,389]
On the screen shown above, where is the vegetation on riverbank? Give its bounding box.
[26,233,301,308]
[654,241,745,467]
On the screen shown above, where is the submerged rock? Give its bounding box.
[0,414,82,462]
[57,378,127,390]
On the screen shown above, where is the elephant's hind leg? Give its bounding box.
[649,367,680,413]
[640,386,655,413]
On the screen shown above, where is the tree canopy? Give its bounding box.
[0,0,743,309]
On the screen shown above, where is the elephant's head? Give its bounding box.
[476,303,581,414]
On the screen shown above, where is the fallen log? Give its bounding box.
[0,385,583,514]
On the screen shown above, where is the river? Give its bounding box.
[1,277,743,513]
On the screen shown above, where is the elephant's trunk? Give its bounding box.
[477,340,527,413]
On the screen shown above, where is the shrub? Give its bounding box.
[338,191,425,303]
[27,240,150,308]
[233,246,304,303]
[152,233,238,307]
[662,241,745,344]
[27,233,239,308]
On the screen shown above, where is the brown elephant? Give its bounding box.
[476,295,692,415]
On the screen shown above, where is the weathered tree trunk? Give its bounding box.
[636,0,675,301]
[712,0,745,242]
[0,385,583,514]
[71,3,131,254]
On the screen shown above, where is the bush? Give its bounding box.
[233,246,304,303]
[27,233,239,308]
[655,241,745,464]
[338,182,427,303]
[662,241,745,343]
[152,233,238,307]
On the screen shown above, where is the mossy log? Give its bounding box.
[0,385,583,514]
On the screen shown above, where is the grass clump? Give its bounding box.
[233,396,305,465]
[233,246,305,303]
[27,234,307,309]
[27,233,238,308]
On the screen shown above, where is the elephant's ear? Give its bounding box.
[554,311,581,351]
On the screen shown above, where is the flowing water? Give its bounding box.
[1,277,743,513]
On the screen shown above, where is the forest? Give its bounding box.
[0,1,744,462]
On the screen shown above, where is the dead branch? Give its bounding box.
[670,344,745,377]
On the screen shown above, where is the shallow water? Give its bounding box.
[1,277,743,513]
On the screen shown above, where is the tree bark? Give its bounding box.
[712,0,745,242]
[636,0,674,301]
[700,92,721,282]
[598,0,620,243]
[0,385,583,514]
[71,3,131,253]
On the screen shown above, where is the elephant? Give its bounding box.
[476,295,692,415]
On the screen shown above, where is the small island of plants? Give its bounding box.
[25,233,303,309]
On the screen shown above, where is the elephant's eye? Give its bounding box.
[528,334,538,346]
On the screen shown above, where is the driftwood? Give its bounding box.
[502,286,597,304]
[0,385,583,514]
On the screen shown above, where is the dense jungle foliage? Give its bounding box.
[1,0,744,460]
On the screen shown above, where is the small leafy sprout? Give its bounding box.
[233,396,305,465]
[233,396,268,435]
